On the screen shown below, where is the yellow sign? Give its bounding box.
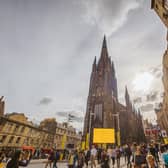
[61,134,67,149]
[164,138,168,144]
[93,128,115,143]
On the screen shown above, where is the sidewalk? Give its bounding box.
[30,159,47,164]
[30,159,68,164]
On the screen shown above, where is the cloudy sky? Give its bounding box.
[0,0,167,131]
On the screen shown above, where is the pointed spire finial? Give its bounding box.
[111,61,115,74]
[125,85,131,108]
[92,56,97,71]
[103,35,107,48]
[125,86,128,95]
[94,56,96,64]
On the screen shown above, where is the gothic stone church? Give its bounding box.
[83,36,145,145]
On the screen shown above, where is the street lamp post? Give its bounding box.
[88,112,94,148]
[112,113,120,146]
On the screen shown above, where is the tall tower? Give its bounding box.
[83,36,118,141]
[0,96,5,116]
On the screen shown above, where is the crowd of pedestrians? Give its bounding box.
[1,142,168,168]
[42,143,168,168]
[0,149,32,168]
[64,142,168,168]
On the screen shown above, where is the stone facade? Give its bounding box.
[0,113,81,150]
[152,0,168,133]
[0,113,55,149]
[151,0,168,28]
[83,37,145,145]
[55,122,81,149]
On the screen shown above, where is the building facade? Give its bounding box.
[55,122,81,149]
[0,112,81,150]
[0,113,55,149]
[83,37,145,146]
[152,0,168,133]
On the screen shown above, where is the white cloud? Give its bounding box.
[82,0,144,35]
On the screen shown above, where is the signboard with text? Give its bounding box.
[93,128,115,143]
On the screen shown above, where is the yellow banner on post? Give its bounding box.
[81,141,85,150]
[164,138,168,144]
[117,131,121,146]
[61,134,67,149]
[85,133,89,149]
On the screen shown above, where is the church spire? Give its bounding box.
[92,56,97,72]
[99,35,109,62]
[125,86,130,107]
[103,35,107,48]
[111,61,115,74]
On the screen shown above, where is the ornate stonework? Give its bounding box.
[83,36,145,145]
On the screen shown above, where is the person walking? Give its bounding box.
[0,151,6,168]
[125,144,132,168]
[107,146,112,166]
[77,151,85,168]
[44,148,54,168]
[53,149,60,168]
[68,151,75,168]
[6,150,21,168]
[116,146,121,168]
[111,147,116,168]
[90,145,97,168]
[146,154,158,168]
[101,149,109,168]
[84,148,90,167]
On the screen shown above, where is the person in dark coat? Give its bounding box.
[100,149,109,168]
[6,150,21,168]
[125,144,132,167]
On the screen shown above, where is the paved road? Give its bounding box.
[26,157,127,168]
[27,162,68,168]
